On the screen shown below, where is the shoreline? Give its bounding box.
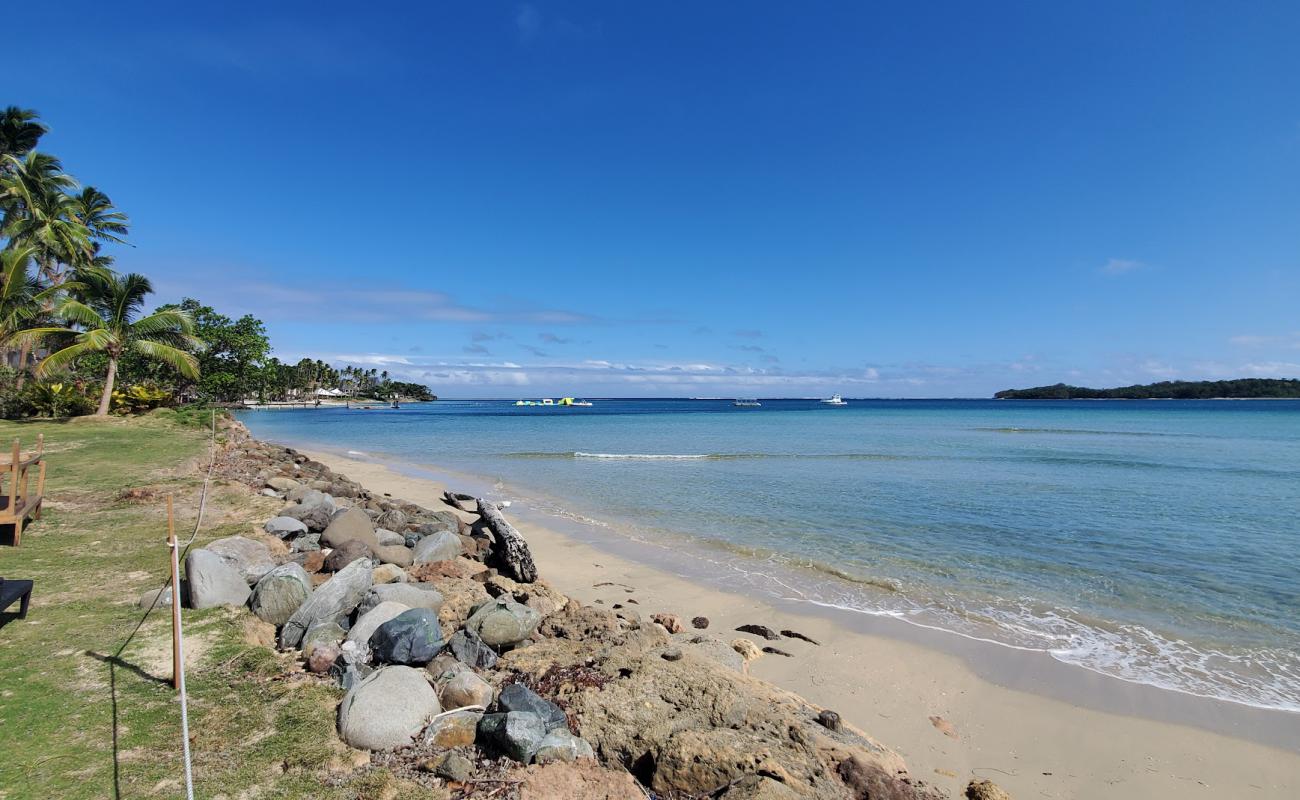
[287,442,1300,799]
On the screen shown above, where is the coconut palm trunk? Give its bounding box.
[14,341,32,388]
[96,355,118,416]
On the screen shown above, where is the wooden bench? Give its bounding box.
[1,435,45,547]
[0,578,33,619]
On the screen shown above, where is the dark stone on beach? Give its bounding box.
[497,683,568,733]
[762,646,793,657]
[781,629,820,645]
[477,711,547,764]
[370,608,444,665]
[324,539,373,572]
[838,756,937,800]
[662,648,683,661]
[736,624,781,641]
[692,616,710,629]
[816,710,842,732]
[449,628,499,669]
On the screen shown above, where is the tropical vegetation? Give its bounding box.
[994,379,1300,400]
[0,106,432,418]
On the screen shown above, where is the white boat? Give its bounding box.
[734,398,761,407]
[820,394,848,406]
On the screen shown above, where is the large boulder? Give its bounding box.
[280,558,373,648]
[345,601,412,650]
[534,729,595,764]
[448,628,498,669]
[465,596,542,648]
[185,549,251,609]
[416,510,462,535]
[372,544,414,567]
[424,708,482,748]
[266,476,300,492]
[440,669,495,709]
[279,500,334,532]
[477,711,547,763]
[206,535,276,585]
[413,530,463,564]
[370,608,444,665]
[337,665,440,750]
[497,683,567,732]
[249,563,312,625]
[264,516,308,538]
[322,506,380,550]
[324,539,373,572]
[357,583,444,618]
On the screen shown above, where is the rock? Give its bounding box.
[260,488,280,498]
[966,779,1012,800]
[375,528,405,547]
[432,752,474,783]
[477,711,547,763]
[533,729,595,764]
[719,775,802,799]
[206,535,276,585]
[138,587,173,610]
[337,665,440,751]
[661,647,683,661]
[652,613,684,633]
[357,582,444,618]
[781,629,820,645]
[448,628,499,669]
[280,558,374,648]
[732,638,763,664]
[518,763,644,800]
[426,652,472,682]
[417,510,461,534]
[185,549,251,609]
[423,708,482,748]
[671,633,745,671]
[412,530,463,564]
[370,608,444,665]
[762,646,793,657]
[371,563,406,584]
[484,575,568,618]
[816,709,843,733]
[303,619,345,656]
[691,616,710,629]
[290,534,321,553]
[464,597,542,648]
[424,576,492,630]
[279,501,333,532]
[440,670,495,709]
[324,539,373,572]
[408,557,486,580]
[372,543,414,567]
[266,476,299,492]
[346,601,412,650]
[736,624,781,641]
[496,683,567,733]
[249,563,312,626]
[307,642,341,673]
[265,516,309,538]
[293,550,326,574]
[375,507,408,530]
[838,756,943,800]
[539,603,621,641]
[321,506,380,550]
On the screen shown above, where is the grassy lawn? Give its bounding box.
[0,414,440,800]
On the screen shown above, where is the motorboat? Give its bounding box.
[733,398,761,407]
[820,394,848,406]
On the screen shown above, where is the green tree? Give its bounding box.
[0,106,46,162]
[159,298,270,401]
[16,270,200,415]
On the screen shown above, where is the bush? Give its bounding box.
[111,383,174,415]
[0,367,32,419]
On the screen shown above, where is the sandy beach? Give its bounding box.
[296,446,1300,799]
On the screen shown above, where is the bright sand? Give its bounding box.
[299,447,1300,799]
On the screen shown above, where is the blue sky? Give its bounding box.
[13,1,1300,397]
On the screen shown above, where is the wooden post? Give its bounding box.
[167,495,182,691]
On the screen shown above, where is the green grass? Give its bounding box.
[0,416,442,800]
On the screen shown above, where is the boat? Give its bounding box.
[733,398,762,407]
[557,397,593,407]
[820,394,848,406]
[515,397,592,407]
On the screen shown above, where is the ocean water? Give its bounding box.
[241,398,1300,712]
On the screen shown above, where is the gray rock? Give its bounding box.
[324,539,373,572]
[249,563,312,625]
[337,665,440,750]
[412,530,463,564]
[291,533,322,552]
[260,488,280,498]
[496,683,567,732]
[279,501,333,532]
[370,608,444,665]
[375,507,408,530]
[440,669,495,709]
[266,476,300,492]
[372,543,413,567]
[434,752,474,783]
[185,549,251,609]
[138,586,174,610]
[264,516,308,538]
[424,708,482,748]
[345,601,412,650]
[673,632,745,672]
[477,711,547,763]
[321,506,380,550]
[448,628,498,669]
[357,583,444,618]
[206,535,276,585]
[464,596,542,647]
[533,729,595,764]
[416,511,461,535]
[280,558,374,648]
[375,528,405,547]
[303,620,346,655]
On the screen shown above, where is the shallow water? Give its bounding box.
[242,398,1300,711]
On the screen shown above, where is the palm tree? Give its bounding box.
[0,107,46,162]
[13,269,201,416]
[0,245,54,368]
[1,151,88,284]
[71,187,129,247]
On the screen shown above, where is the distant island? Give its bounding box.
[994,379,1300,400]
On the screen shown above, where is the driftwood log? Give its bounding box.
[443,490,537,583]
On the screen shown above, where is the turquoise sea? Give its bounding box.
[241,399,1300,712]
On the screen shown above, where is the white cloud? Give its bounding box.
[1101,258,1146,275]
[1228,333,1300,349]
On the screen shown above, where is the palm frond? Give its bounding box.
[56,298,107,329]
[5,325,75,349]
[35,339,102,376]
[132,339,200,379]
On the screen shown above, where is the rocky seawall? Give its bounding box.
[189,418,1007,800]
